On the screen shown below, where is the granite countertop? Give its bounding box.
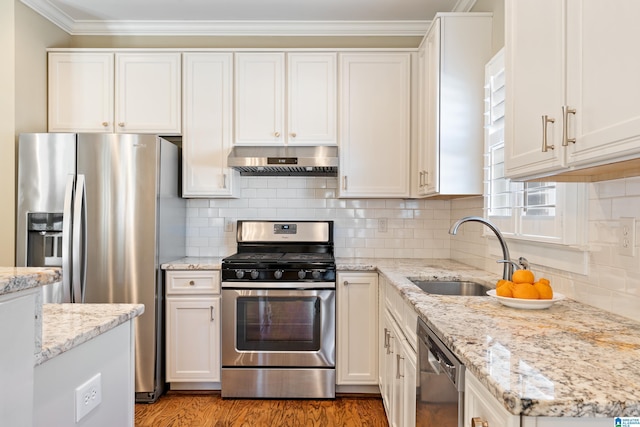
[163,256,640,417]
[162,257,223,270]
[345,258,639,418]
[35,303,145,366]
[0,267,62,296]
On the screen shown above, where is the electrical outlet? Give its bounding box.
[619,217,636,257]
[75,373,102,422]
[224,219,234,233]
[378,218,388,233]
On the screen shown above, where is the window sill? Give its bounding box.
[487,236,589,276]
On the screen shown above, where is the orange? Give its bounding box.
[496,284,513,297]
[512,269,535,284]
[534,281,553,299]
[512,282,540,299]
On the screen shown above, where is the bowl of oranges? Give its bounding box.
[486,269,565,309]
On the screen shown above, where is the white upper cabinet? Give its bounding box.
[234,52,285,145]
[48,52,181,134]
[415,14,492,197]
[506,0,640,181]
[287,53,337,145]
[115,53,182,134]
[48,53,114,133]
[182,53,238,198]
[339,53,411,198]
[234,52,337,146]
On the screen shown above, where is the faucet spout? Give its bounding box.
[449,216,513,281]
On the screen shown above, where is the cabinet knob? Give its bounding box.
[471,417,489,427]
[118,122,125,127]
[274,131,281,137]
[343,280,349,286]
[290,132,297,138]
[189,280,195,286]
[101,122,109,127]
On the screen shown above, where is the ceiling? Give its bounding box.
[20,0,474,36]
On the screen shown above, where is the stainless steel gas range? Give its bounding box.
[220,220,336,399]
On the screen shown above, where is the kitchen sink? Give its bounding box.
[409,279,491,296]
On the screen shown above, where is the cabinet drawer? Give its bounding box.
[166,271,220,295]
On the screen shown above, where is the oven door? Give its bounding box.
[221,287,335,368]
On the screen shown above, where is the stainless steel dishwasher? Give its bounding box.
[416,317,465,427]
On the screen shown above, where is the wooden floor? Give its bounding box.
[135,392,388,427]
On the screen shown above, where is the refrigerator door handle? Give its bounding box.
[72,174,87,303]
[62,175,75,303]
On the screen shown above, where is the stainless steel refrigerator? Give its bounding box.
[16,133,185,403]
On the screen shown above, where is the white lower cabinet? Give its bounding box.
[336,272,379,385]
[166,270,221,386]
[379,277,417,427]
[466,370,614,427]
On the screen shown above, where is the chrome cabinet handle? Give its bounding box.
[222,173,227,189]
[562,105,576,146]
[210,306,215,321]
[471,417,489,427]
[383,328,389,349]
[541,115,555,152]
[419,171,424,187]
[342,176,348,190]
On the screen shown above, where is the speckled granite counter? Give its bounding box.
[0,267,61,296]
[36,303,145,366]
[341,258,640,418]
[163,256,640,417]
[162,257,223,270]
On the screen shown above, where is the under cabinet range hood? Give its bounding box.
[227,146,338,176]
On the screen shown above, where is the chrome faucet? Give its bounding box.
[449,216,513,281]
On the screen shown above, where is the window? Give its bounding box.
[483,49,588,274]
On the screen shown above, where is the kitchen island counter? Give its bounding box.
[0,266,61,296]
[36,303,144,365]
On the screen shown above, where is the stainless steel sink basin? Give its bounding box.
[409,279,491,296]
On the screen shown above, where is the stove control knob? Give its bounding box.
[274,270,283,279]
[311,270,322,280]
[250,270,260,280]
[235,270,245,279]
[298,270,307,280]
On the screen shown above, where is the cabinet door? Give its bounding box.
[182,53,237,197]
[166,297,221,382]
[336,272,378,385]
[48,52,114,132]
[465,370,520,427]
[505,0,566,179]
[115,53,181,134]
[565,0,640,167]
[399,331,417,427]
[339,53,411,198]
[287,53,337,145]
[235,53,285,145]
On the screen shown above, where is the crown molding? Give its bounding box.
[68,20,432,37]
[20,0,431,37]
